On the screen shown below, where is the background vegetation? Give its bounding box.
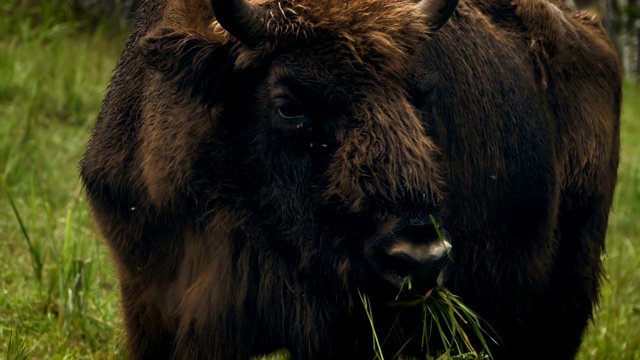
[570,0,640,80]
[1,0,638,358]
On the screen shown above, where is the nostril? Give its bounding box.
[380,250,419,279]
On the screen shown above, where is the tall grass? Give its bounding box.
[0,1,126,358]
[576,82,640,359]
[1,1,639,358]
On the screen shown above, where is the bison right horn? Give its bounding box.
[419,0,458,33]
[210,0,267,45]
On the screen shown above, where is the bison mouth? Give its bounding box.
[356,217,453,306]
[379,236,452,305]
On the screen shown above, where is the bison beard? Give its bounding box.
[80,0,622,358]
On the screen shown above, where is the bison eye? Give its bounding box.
[276,102,305,119]
[272,99,312,137]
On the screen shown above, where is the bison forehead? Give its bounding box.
[223,0,431,74]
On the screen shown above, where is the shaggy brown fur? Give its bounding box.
[80,0,622,358]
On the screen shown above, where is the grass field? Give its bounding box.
[1,3,639,359]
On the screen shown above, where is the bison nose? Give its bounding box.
[380,225,452,300]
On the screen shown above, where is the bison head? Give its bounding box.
[137,0,456,304]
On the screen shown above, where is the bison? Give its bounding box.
[80,0,622,358]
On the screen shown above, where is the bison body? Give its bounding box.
[80,0,622,358]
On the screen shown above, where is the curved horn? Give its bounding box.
[210,0,267,44]
[419,0,458,33]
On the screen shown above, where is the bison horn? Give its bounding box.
[419,0,458,33]
[210,0,267,45]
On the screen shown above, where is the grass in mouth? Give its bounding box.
[360,214,496,359]
[359,287,497,360]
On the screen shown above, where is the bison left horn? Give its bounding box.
[419,0,458,33]
[210,0,267,45]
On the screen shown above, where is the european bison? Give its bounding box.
[80,0,622,358]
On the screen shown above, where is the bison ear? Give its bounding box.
[419,0,458,33]
[138,27,234,103]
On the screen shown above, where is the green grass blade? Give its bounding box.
[358,289,385,360]
[0,174,42,282]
